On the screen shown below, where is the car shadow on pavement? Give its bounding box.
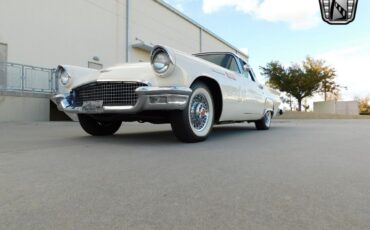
[67,124,269,146]
[213,125,255,134]
[211,125,274,140]
[73,130,178,145]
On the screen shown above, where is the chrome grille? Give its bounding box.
[72,82,147,107]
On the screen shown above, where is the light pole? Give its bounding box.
[334,84,348,101]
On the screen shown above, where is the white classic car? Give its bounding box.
[54,45,282,142]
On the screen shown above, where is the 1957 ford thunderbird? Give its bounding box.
[54,45,282,142]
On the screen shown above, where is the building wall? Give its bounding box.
[0,0,247,68]
[129,0,248,62]
[0,95,50,122]
[131,0,201,56]
[314,101,336,114]
[202,31,235,53]
[0,43,7,87]
[314,101,359,115]
[0,0,125,69]
[335,101,359,115]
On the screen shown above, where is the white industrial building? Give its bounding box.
[0,0,248,122]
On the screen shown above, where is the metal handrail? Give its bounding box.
[0,62,57,94]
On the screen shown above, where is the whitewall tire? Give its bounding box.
[255,111,272,130]
[171,82,214,143]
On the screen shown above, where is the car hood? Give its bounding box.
[70,62,155,89]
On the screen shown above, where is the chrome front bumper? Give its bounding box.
[53,86,192,114]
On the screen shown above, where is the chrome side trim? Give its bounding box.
[136,86,192,95]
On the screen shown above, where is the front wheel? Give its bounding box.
[255,111,272,130]
[78,114,122,136]
[171,82,214,143]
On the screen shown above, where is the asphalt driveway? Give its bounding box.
[0,120,369,229]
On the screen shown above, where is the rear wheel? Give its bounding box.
[171,82,214,143]
[255,111,272,130]
[78,114,122,136]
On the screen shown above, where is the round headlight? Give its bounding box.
[60,70,71,85]
[152,52,171,74]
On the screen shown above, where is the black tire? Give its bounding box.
[171,82,214,143]
[255,111,272,130]
[78,114,122,136]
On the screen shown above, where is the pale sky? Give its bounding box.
[165,0,370,101]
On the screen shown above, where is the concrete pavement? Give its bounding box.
[0,120,370,229]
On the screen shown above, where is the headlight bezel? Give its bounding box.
[56,66,72,86]
[152,52,171,74]
[60,70,71,85]
[150,46,175,77]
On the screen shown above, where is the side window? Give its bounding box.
[228,57,240,73]
[220,55,231,69]
[195,53,241,73]
[240,59,252,81]
[242,71,251,81]
[248,70,256,82]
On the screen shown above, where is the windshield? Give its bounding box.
[194,53,240,72]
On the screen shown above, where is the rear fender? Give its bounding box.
[264,98,274,115]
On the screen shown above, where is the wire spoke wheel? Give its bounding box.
[264,111,272,127]
[189,94,210,132]
[255,111,272,130]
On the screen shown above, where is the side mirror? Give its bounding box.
[243,64,250,72]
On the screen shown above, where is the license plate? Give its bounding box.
[82,100,104,113]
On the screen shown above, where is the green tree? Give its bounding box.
[261,57,337,111]
[358,97,370,113]
[318,65,337,101]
